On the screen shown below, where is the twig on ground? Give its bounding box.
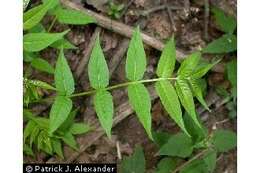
[75,27,101,78]
[116,141,122,160]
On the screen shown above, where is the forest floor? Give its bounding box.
[24,0,237,172]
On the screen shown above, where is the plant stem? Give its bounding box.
[70,77,177,98]
[48,16,57,32]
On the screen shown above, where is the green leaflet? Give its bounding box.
[23,143,34,156]
[180,159,208,173]
[176,79,201,128]
[88,35,109,89]
[126,27,147,81]
[189,78,210,111]
[212,129,237,152]
[58,109,78,132]
[155,80,188,135]
[24,120,36,142]
[55,8,96,25]
[94,90,114,138]
[49,96,72,134]
[37,131,53,155]
[127,83,153,140]
[159,133,193,158]
[51,39,77,50]
[203,150,217,173]
[155,158,178,173]
[192,59,221,79]
[24,78,56,91]
[226,59,237,87]
[62,132,78,150]
[212,6,236,34]
[156,37,176,78]
[23,0,58,30]
[178,52,201,78]
[23,30,69,52]
[31,58,55,74]
[121,146,145,173]
[153,131,172,147]
[30,126,40,147]
[51,138,64,158]
[69,123,91,135]
[180,149,217,173]
[183,112,207,144]
[28,23,46,33]
[203,34,237,54]
[55,49,75,96]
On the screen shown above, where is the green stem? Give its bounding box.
[70,77,177,98]
[29,77,178,104]
[48,16,57,32]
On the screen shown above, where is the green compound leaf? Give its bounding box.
[31,58,55,74]
[192,59,221,79]
[23,30,69,52]
[49,96,72,134]
[189,78,210,111]
[88,35,109,89]
[23,0,59,30]
[176,79,201,128]
[212,129,237,152]
[62,132,78,151]
[51,138,64,158]
[94,90,114,138]
[155,80,188,135]
[55,48,75,96]
[159,133,193,158]
[70,123,91,135]
[178,52,201,78]
[126,27,146,81]
[55,8,96,25]
[127,83,153,140]
[121,146,145,173]
[212,6,236,34]
[203,34,237,54]
[156,37,176,78]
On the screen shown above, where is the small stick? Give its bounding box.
[116,141,122,160]
[75,27,101,78]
